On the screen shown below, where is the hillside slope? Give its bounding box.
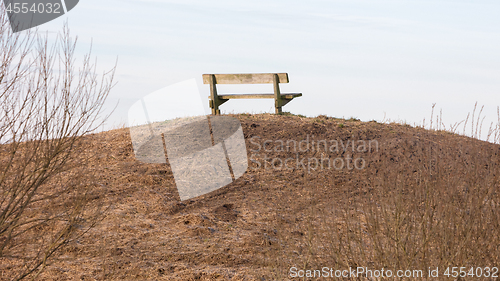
[29,114,500,280]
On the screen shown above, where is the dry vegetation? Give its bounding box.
[2,110,498,280]
[0,11,115,280]
[271,111,500,280]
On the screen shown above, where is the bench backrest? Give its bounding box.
[202,73,289,84]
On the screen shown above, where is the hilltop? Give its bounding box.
[22,114,500,280]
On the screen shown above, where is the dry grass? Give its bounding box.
[2,109,499,280]
[270,106,500,280]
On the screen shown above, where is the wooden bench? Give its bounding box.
[202,73,302,115]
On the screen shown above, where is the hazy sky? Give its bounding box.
[37,0,500,138]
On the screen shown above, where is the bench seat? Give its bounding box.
[216,93,302,100]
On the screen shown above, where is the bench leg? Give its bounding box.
[209,99,227,115]
[209,100,219,115]
[273,74,282,114]
[275,103,282,114]
[209,74,220,115]
[210,101,219,115]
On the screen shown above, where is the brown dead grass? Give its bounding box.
[6,113,499,280]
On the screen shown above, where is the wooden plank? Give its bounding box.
[203,73,289,84]
[214,93,302,99]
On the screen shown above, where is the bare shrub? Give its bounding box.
[271,107,500,280]
[0,10,115,280]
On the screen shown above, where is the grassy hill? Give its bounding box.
[12,113,500,280]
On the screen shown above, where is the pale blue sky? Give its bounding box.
[36,0,500,138]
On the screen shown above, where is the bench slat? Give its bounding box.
[203,73,289,84]
[216,93,302,99]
